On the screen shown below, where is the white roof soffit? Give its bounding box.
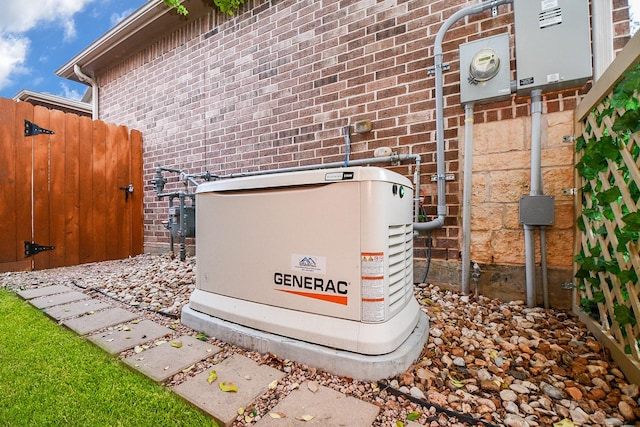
[56,0,209,83]
[13,89,92,114]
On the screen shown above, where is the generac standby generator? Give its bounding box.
[185,166,426,360]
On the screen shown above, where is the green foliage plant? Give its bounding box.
[163,0,245,16]
[574,63,640,352]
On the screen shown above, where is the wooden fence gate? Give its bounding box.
[0,98,143,272]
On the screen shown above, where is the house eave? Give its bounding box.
[13,89,93,115]
[56,0,209,82]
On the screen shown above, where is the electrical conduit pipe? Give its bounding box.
[524,89,545,308]
[425,0,514,289]
[461,103,475,294]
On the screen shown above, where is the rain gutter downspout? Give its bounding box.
[74,64,98,120]
[414,0,514,235]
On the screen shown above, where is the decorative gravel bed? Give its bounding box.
[2,253,638,426]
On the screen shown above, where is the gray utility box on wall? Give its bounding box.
[514,0,592,95]
[459,33,512,105]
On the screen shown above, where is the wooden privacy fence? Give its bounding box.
[574,32,640,385]
[0,98,143,272]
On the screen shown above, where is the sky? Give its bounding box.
[0,0,147,100]
[0,0,638,101]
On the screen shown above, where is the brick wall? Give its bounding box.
[96,0,631,304]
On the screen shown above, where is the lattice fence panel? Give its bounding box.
[575,64,640,370]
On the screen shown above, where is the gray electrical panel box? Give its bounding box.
[459,33,512,105]
[514,0,592,95]
[519,195,555,226]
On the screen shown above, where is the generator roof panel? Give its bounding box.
[196,166,412,193]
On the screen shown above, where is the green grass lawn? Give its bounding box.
[0,289,218,426]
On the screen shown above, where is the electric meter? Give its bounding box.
[459,33,511,105]
[469,48,501,84]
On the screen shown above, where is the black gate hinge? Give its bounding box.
[24,241,55,258]
[24,120,55,137]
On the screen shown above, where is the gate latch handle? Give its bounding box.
[119,184,134,201]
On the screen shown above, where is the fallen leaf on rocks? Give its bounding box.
[553,419,574,427]
[207,370,217,384]
[155,340,167,346]
[269,412,286,418]
[448,374,464,388]
[134,345,143,354]
[268,379,278,390]
[195,332,207,341]
[407,411,421,421]
[181,364,194,373]
[237,407,244,415]
[219,382,238,392]
[307,381,319,393]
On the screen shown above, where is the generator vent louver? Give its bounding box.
[388,223,414,317]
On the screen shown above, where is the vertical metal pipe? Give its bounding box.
[524,89,543,308]
[530,90,543,196]
[461,103,474,294]
[416,0,513,236]
[540,226,549,308]
[524,224,537,307]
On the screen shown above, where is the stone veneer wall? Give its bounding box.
[94,0,631,308]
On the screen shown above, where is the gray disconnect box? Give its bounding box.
[514,0,592,95]
[519,195,555,226]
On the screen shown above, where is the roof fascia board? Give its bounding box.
[13,89,93,114]
[56,0,198,82]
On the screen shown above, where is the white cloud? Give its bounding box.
[0,0,95,33]
[0,0,96,92]
[111,8,135,26]
[0,34,30,91]
[59,82,82,100]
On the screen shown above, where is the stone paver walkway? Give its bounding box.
[87,319,173,354]
[174,354,287,426]
[123,335,221,382]
[16,283,381,427]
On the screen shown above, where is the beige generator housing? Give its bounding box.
[182,166,429,380]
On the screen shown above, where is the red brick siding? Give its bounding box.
[97,0,631,258]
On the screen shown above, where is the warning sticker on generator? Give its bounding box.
[361,252,385,322]
[361,252,384,276]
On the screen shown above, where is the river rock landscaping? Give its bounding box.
[1,253,638,426]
